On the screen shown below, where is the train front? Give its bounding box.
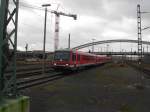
[52,50,72,70]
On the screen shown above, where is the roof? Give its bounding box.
[55,49,107,57]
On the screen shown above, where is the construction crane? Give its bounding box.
[51,11,77,51]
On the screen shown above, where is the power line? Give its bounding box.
[10,1,46,11]
[19,3,44,11]
[71,40,82,44]
[11,1,62,12]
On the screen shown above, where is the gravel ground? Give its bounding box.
[22,63,150,112]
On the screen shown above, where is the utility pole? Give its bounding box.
[25,43,28,53]
[106,44,109,56]
[107,44,109,52]
[143,47,144,55]
[42,4,51,74]
[25,43,28,60]
[121,49,124,63]
[68,33,70,49]
[137,4,144,89]
[0,0,19,96]
[92,39,95,53]
[136,4,150,89]
[131,48,132,61]
[137,4,142,85]
[137,4,142,64]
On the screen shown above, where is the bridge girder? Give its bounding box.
[72,39,150,50]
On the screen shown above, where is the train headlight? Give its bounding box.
[66,64,69,66]
[54,63,56,65]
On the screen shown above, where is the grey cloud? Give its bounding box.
[17,0,150,51]
[61,0,150,20]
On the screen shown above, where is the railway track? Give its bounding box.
[16,68,53,78]
[127,62,150,79]
[5,65,53,78]
[9,63,108,90]
[17,72,65,90]
[5,63,69,90]
[17,65,107,90]
[6,64,51,73]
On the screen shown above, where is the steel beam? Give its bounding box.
[0,0,19,97]
[0,0,7,95]
[137,4,142,62]
[72,39,150,50]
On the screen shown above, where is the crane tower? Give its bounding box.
[51,11,77,51]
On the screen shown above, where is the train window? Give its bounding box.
[54,51,70,61]
[72,54,76,61]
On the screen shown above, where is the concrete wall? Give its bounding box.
[0,96,29,112]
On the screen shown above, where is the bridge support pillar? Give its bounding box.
[0,96,29,112]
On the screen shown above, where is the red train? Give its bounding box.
[52,49,111,71]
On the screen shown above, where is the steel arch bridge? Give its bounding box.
[72,39,150,50]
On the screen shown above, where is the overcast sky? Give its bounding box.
[16,0,150,52]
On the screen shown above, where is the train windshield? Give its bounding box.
[54,51,70,61]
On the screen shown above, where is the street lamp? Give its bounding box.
[42,4,51,7]
[92,39,95,53]
[42,4,51,74]
[68,33,71,49]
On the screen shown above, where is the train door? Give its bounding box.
[72,53,76,66]
[78,54,80,64]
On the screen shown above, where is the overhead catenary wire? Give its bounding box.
[15,2,55,38]
[19,22,54,41]
[10,1,56,12]
[10,1,76,51]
